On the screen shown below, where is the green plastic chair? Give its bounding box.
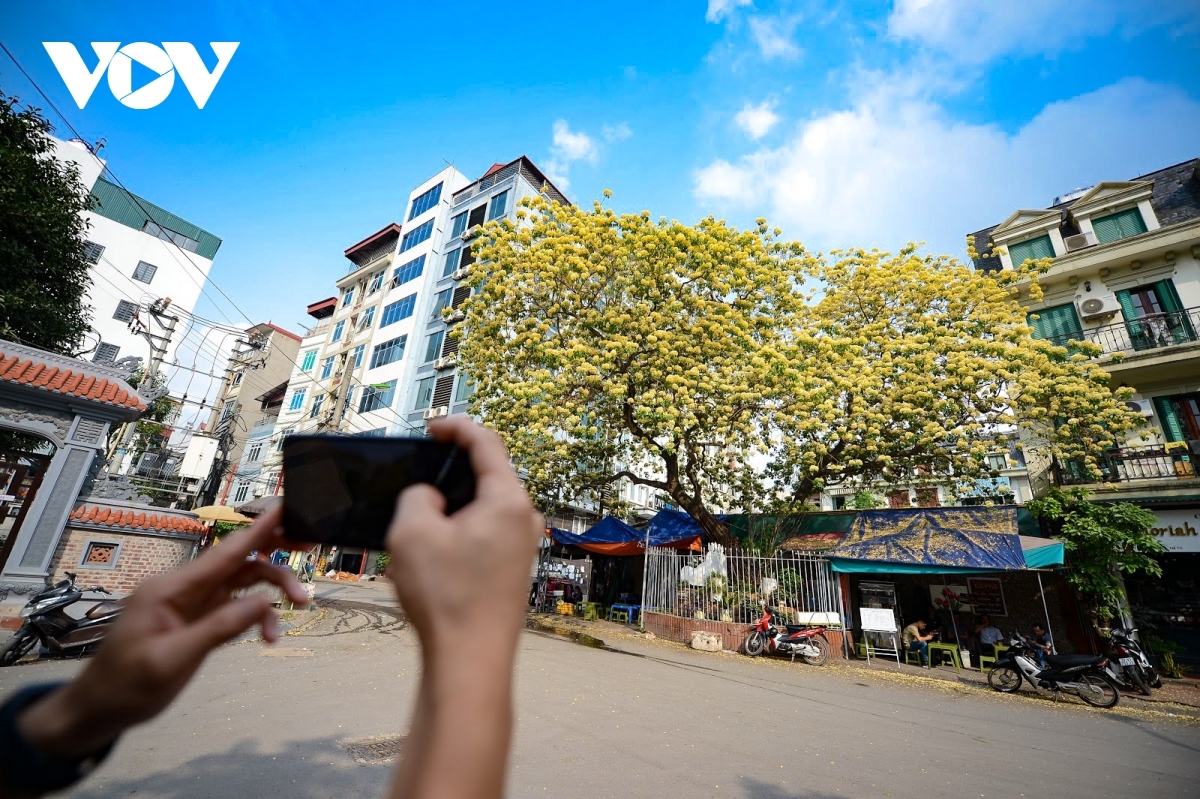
[611,610,629,624]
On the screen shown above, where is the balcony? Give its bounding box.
[1056,443,1198,487]
[1046,306,1199,356]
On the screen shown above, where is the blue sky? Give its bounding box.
[3,0,1200,343]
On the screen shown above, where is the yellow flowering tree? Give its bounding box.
[461,196,809,545]
[767,246,1144,508]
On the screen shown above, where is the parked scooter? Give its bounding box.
[0,572,123,666]
[986,632,1120,708]
[1105,627,1162,696]
[744,606,830,665]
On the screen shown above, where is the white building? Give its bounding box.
[52,138,221,371]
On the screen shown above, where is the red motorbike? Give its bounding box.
[743,606,830,665]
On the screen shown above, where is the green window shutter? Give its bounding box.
[1092,208,1147,244]
[1152,279,1196,343]
[1092,215,1123,244]
[1153,397,1187,442]
[1009,234,1055,265]
[1116,289,1139,319]
[1116,289,1152,350]
[1153,280,1183,314]
[1028,303,1082,343]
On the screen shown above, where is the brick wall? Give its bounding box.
[48,527,198,595]
[643,611,847,658]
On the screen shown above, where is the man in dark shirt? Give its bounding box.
[1029,623,1053,667]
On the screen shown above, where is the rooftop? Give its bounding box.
[306,297,337,319]
[70,502,207,535]
[0,340,146,412]
[248,322,302,344]
[344,223,402,268]
[451,156,571,208]
[88,177,223,260]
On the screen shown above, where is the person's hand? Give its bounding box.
[17,505,308,758]
[386,416,543,654]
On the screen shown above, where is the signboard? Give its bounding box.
[1150,509,1200,553]
[860,607,898,632]
[967,577,1007,617]
[930,584,972,613]
[539,557,592,587]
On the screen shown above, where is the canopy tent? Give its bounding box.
[549,512,701,556]
[1020,535,1066,570]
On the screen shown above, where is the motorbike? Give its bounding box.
[986,633,1120,708]
[743,606,830,665]
[1105,627,1162,696]
[0,572,123,666]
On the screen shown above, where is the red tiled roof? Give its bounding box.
[70,503,207,535]
[258,322,302,343]
[0,353,145,410]
[481,162,507,179]
[343,223,402,259]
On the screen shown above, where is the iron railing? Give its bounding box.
[1046,306,1200,357]
[1056,443,1197,485]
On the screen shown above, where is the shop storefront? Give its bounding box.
[1125,506,1200,673]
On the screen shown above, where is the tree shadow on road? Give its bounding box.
[740,777,845,798]
[69,734,393,799]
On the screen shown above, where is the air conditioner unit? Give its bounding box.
[1064,231,1097,252]
[422,406,449,420]
[451,268,469,281]
[433,356,457,370]
[446,309,466,323]
[1076,294,1120,320]
[461,227,478,241]
[1123,399,1154,417]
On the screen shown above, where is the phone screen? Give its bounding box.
[282,435,476,549]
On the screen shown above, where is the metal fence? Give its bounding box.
[643,545,845,626]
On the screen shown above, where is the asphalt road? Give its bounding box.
[0,585,1196,799]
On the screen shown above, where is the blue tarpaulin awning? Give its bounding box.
[549,513,700,556]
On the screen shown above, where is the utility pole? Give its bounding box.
[108,299,178,475]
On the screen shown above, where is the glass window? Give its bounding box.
[392,255,426,288]
[986,454,1007,471]
[309,393,325,419]
[341,287,354,307]
[352,344,365,368]
[399,220,434,253]
[113,300,138,322]
[246,442,263,462]
[368,271,385,294]
[381,294,417,327]
[414,377,436,410]
[408,183,443,220]
[360,306,375,330]
[331,320,345,342]
[424,330,444,362]
[132,261,158,283]
[370,335,407,369]
[451,212,468,237]
[142,221,199,252]
[288,389,306,411]
[301,350,317,370]
[233,482,250,503]
[232,371,243,387]
[430,288,453,319]
[488,190,508,221]
[321,356,335,379]
[82,241,104,264]
[1092,208,1147,244]
[454,375,474,403]
[359,380,396,413]
[93,342,119,364]
[443,248,460,277]
[1008,235,1054,266]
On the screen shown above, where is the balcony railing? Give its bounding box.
[1046,306,1200,357]
[1056,443,1198,486]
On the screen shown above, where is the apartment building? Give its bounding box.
[969,157,1200,667]
[51,138,221,370]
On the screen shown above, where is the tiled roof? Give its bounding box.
[70,503,207,535]
[0,346,146,411]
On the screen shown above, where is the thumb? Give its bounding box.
[172,595,274,663]
[390,483,448,541]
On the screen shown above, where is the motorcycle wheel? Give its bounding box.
[801,635,830,666]
[744,631,765,657]
[987,665,1022,693]
[0,631,37,667]
[1077,674,1120,708]
[1127,666,1152,697]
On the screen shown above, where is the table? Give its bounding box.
[609,604,641,624]
[927,642,963,672]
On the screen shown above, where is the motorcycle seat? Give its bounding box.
[1045,653,1104,668]
[784,625,815,634]
[85,599,127,619]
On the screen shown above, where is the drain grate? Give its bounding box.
[342,734,406,765]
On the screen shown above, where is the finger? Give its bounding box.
[169,595,274,663]
[226,560,310,605]
[389,483,448,545]
[426,417,519,494]
[176,505,285,591]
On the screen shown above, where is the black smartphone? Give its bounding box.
[282,434,476,549]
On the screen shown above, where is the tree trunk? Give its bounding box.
[670,491,735,548]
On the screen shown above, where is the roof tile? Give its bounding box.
[69,503,206,535]
[0,348,146,411]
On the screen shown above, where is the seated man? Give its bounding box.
[1029,623,1053,667]
[902,619,934,666]
[974,615,1004,655]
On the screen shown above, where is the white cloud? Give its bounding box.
[545,120,631,190]
[551,120,597,163]
[888,0,1200,64]
[603,122,633,143]
[749,15,802,60]
[694,79,1200,258]
[707,0,752,23]
[734,99,780,140]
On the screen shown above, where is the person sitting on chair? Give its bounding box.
[970,615,1003,660]
[902,619,935,666]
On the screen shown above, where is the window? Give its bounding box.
[309,393,325,419]
[915,488,939,507]
[1008,235,1054,266]
[370,335,407,369]
[320,356,335,379]
[352,344,365,369]
[442,249,460,277]
[82,241,104,264]
[1028,303,1083,346]
[275,428,293,452]
[368,271,385,294]
[220,399,237,421]
[143,220,199,252]
[341,287,354,307]
[233,481,251,504]
[359,380,396,413]
[392,255,426,288]
[488,190,508,221]
[454,375,474,403]
[424,331,445,362]
[1092,208,1147,244]
[80,541,120,569]
[289,388,307,411]
[246,442,263,462]
[113,300,138,322]
[342,385,354,418]
[414,377,436,410]
[381,294,417,327]
[301,349,317,370]
[359,306,375,330]
[467,205,486,230]
[451,212,468,237]
[331,320,345,342]
[93,342,119,364]
[232,371,243,387]
[431,375,454,408]
[986,454,1007,471]
[408,183,443,220]
[1116,280,1195,350]
[132,261,158,283]
[399,220,434,253]
[430,288,453,319]
[359,428,387,438]
[887,490,910,509]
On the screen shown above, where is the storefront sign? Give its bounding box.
[929,584,972,613]
[1149,509,1200,553]
[540,557,592,586]
[967,577,1007,617]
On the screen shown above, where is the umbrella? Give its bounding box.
[236,495,280,517]
[192,504,252,524]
